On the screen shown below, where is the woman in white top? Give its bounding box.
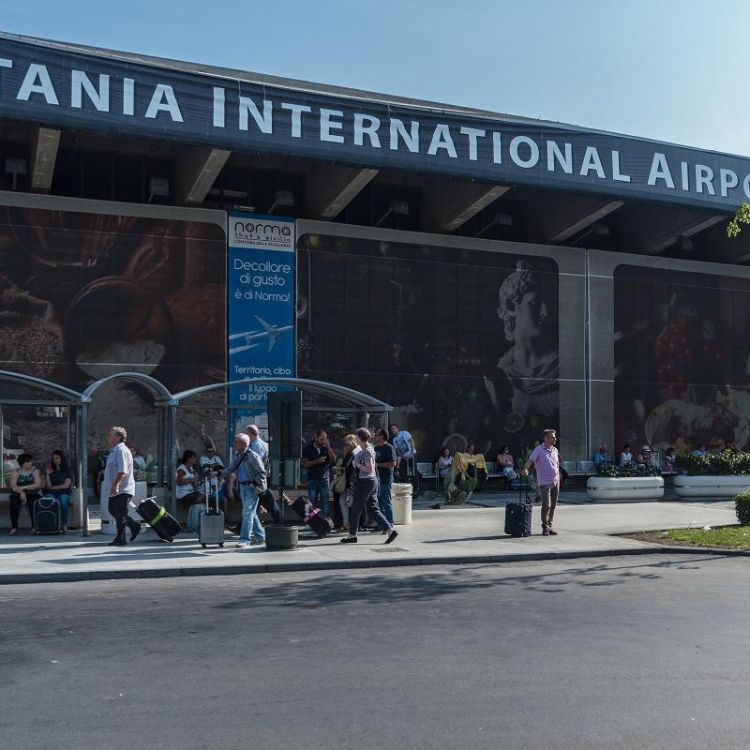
[619,444,634,467]
[437,447,453,479]
[496,445,518,480]
[340,428,397,545]
[175,450,205,507]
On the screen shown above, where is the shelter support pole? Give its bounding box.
[168,403,178,517]
[66,407,72,461]
[78,402,90,536]
[157,405,165,485]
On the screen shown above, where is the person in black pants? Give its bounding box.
[340,428,398,545]
[8,454,44,534]
[103,426,141,546]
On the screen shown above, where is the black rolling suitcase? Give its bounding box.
[135,497,181,543]
[258,489,281,524]
[504,476,532,537]
[289,495,331,538]
[34,496,61,534]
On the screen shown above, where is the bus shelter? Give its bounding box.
[163,377,393,510]
[0,370,86,527]
[1,370,392,533]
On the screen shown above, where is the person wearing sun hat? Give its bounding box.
[636,444,655,466]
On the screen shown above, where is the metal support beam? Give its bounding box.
[644,214,724,254]
[530,192,623,244]
[306,165,379,219]
[29,126,60,192]
[546,200,623,243]
[621,203,724,255]
[175,146,231,204]
[423,180,510,233]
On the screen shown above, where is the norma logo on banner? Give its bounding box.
[230,218,294,252]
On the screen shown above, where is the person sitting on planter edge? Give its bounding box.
[593,443,611,472]
[636,445,657,468]
[619,444,634,467]
[662,447,677,474]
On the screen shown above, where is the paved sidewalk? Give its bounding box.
[0,496,739,584]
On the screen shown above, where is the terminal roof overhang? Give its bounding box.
[1,30,748,261]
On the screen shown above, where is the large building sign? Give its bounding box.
[0,33,748,212]
[227,212,296,425]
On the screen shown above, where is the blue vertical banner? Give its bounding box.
[227,212,296,432]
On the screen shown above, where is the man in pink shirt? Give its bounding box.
[521,428,560,536]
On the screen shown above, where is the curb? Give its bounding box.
[0,544,726,586]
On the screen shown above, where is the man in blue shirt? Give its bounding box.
[390,423,416,483]
[374,428,397,526]
[302,429,335,516]
[225,433,267,549]
[245,423,281,524]
[593,443,611,471]
[245,424,269,464]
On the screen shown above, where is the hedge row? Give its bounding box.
[675,452,750,476]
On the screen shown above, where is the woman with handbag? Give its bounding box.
[330,445,348,532]
[332,434,357,532]
[340,428,397,545]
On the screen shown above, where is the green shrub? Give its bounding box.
[736,491,750,525]
[597,463,659,478]
[676,451,750,476]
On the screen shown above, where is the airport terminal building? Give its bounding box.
[3,30,750,473]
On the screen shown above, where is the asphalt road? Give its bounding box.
[1,554,748,750]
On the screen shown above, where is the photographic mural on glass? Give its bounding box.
[296,233,559,459]
[613,265,750,453]
[0,204,227,461]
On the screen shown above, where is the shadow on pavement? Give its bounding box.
[214,555,718,610]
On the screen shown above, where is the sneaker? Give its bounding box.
[542,529,550,536]
[340,536,358,544]
[548,528,558,536]
[235,541,251,549]
[385,529,399,545]
[250,538,265,546]
[130,525,141,542]
[108,539,127,546]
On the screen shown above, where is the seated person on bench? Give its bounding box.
[175,450,205,507]
[46,449,73,533]
[496,445,519,483]
[8,454,44,535]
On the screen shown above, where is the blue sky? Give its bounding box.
[2,0,748,155]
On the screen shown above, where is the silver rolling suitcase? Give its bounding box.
[199,472,225,548]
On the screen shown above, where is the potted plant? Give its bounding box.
[586,462,664,501]
[672,451,750,498]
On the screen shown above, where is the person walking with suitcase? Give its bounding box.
[521,428,560,536]
[104,426,141,547]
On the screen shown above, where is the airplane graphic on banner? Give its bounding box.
[228,315,294,355]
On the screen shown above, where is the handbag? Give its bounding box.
[332,467,347,494]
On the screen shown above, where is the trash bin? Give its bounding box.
[391,483,413,525]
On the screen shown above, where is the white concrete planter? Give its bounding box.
[586,475,664,501]
[673,475,750,498]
